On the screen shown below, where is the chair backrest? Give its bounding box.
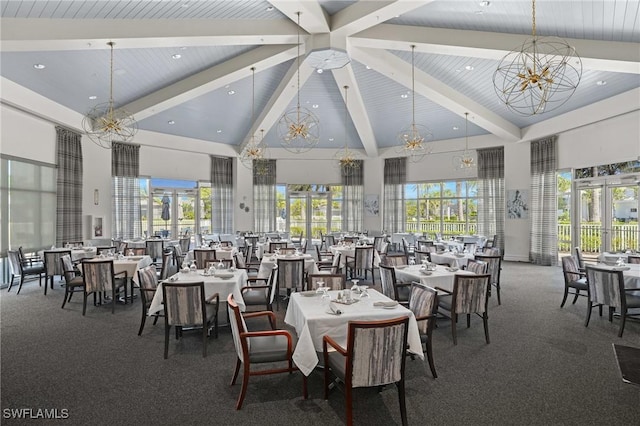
[96,246,117,255]
[160,251,173,280]
[234,252,246,269]
[325,235,336,247]
[343,236,358,244]
[116,241,128,253]
[382,254,408,267]
[162,281,206,326]
[378,264,397,299]
[452,274,491,314]
[146,240,165,260]
[373,236,384,253]
[474,254,501,285]
[409,283,438,335]
[179,237,190,253]
[137,265,159,308]
[269,241,288,252]
[82,260,115,293]
[466,259,488,275]
[194,233,203,247]
[402,237,413,256]
[464,242,477,253]
[60,255,77,284]
[279,247,296,254]
[574,247,585,269]
[7,250,22,274]
[346,317,409,388]
[414,250,431,264]
[561,256,582,284]
[308,274,345,291]
[193,249,216,269]
[627,255,640,264]
[44,250,70,276]
[585,266,625,309]
[483,247,501,256]
[206,258,233,269]
[354,246,375,269]
[218,241,233,247]
[277,258,305,291]
[227,294,250,363]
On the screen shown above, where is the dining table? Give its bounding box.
[255,240,293,260]
[591,263,640,292]
[83,255,153,286]
[39,247,97,263]
[186,246,238,263]
[284,288,424,376]
[328,244,382,269]
[148,268,248,316]
[123,238,180,249]
[429,251,475,269]
[258,253,318,279]
[393,263,475,293]
[597,252,638,265]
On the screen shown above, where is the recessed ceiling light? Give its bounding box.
[33,64,45,69]
[365,65,371,70]
[453,126,459,130]
[216,129,222,133]
[227,90,235,95]
[465,65,474,71]
[316,68,323,74]
[312,104,319,109]
[168,120,175,125]
[596,80,607,86]
[266,6,274,11]
[479,1,491,7]
[328,138,334,142]
[455,69,462,73]
[89,95,97,100]
[401,94,409,99]
[172,54,182,59]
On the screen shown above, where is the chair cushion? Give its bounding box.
[243,288,267,305]
[568,278,588,290]
[23,265,44,274]
[205,302,218,323]
[248,335,291,363]
[327,350,347,381]
[625,294,640,309]
[67,277,84,287]
[397,286,410,302]
[438,294,452,311]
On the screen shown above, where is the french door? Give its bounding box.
[150,188,197,239]
[287,191,331,240]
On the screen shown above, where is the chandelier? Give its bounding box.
[452,112,476,173]
[253,130,272,177]
[239,67,268,169]
[493,0,582,116]
[334,85,360,175]
[277,12,320,154]
[397,45,432,163]
[82,42,137,149]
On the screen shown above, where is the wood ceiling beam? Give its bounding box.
[268,0,330,34]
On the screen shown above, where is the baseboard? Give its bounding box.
[503,255,530,263]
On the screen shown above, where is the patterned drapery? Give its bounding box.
[383,157,406,233]
[477,147,504,251]
[55,127,83,246]
[530,136,558,265]
[112,142,141,240]
[210,156,234,234]
[342,161,364,232]
[253,159,277,232]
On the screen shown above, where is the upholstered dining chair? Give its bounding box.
[436,273,491,345]
[178,237,190,253]
[145,239,164,264]
[162,281,219,358]
[560,256,588,308]
[465,259,488,275]
[584,265,640,337]
[193,249,216,269]
[275,258,305,309]
[7,249,44,294]
[59,254,84,309]
[474,254,502,305]
[227,294,307,410]
[627,255,640,264]
[137,265,162,336]
[307,273,345,291]
[81,259,128,315]
[234,252,259,278]
[278,247,297,255]
[409,282,438,378]
[269,241,288,253]
[241,265,278,312]
[378,264,410,306]
[345,246,376,286]
[382,254,408,267]
[43,250,71,295]
[314,245,334,271]
[413,249,432,264]
[324,235,336,249]
[323,316,410,426]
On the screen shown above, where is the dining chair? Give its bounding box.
[137,265,162,335]
[18,246,43,267]
[96,246,117,256]
[402,237,415,260]
[345,246,376,286]
[241,264,278,311]
[178,237,191,253]
[145,240,164,263]
[408,282,438,378]
[278,247,297,255]
[323,316,410,426]
[227,294,307,410]
[193,249,216,269]
[560,256,588,308]
[413,249,432,264]
[205,259,233,269]
[382,254,408,267]
[43,250,71,295]
[584,265,640,337]
[234,252,259,278]
[7,249,44,294]
[314,244,334,271]
[275,258,305,309]
[325,235,336,248]
[291,232,304,248]
[436,273,491,345]
[172,244,186,268]
[158,251,174,280]
[162,281,219,358]
[307,273,345,291]
[465,259,488,275]
[269,241,288,253]
[194,233,203,247]
[59,254,84,309]
[474,254,502,305]
[81,259,128,315]
[627,255,640,264]
[378,264,411,305]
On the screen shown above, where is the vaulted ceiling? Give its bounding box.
[1,0,639,158]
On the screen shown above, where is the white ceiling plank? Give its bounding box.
[330,1,433,50]
[331,64,379,158]
[350,47,522,142]
[268,0,330,34]
[123,44,298,121]
[0,18,300,51]
[351,24,640,74]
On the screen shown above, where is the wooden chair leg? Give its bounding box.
[83,292,88,316]
[17,276,25,295]
[164,324,170,359]
[483,313,490,344]
[451,313,457,345]
[584,301,593,327]
[618,311,627,338]
[138,307,147,335]
[571,290,580,304]
[345,385,353,426]
[397,380,408,426]
[236,364,251,410]
[560,286,569,307]
[425,340,437,378]
[230,358,241,385]
[202,324,207,358]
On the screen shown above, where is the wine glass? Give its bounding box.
[350,279,360,293]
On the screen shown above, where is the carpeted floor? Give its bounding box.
[1,261,639,425]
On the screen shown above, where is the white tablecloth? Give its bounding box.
[329,245,381,268]
[255,240,292,260]
[123,239,179,249]
[284,289,424,376]
[429,252,474,269]
[39,247,97,263]
[258,254,318,279]
[590,263,640,290]
[393,264,474,293]
[597,252,637,264]
[148,269,248,315]
[186,247,238,263]
[391,233,416,245]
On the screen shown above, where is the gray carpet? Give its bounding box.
[2,262,640,425]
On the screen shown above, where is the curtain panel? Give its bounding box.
[55,127,83,246]
[530,136,558,266]
[112,142,141,240]
[383,157,406,233]
[253,159,277,233]
[477,147,505,251]
[210,156,234,234]
[342,161,364,232]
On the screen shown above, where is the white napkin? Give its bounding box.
[327,302,342,315]
[373,300,399,308]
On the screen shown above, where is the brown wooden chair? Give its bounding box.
[436,274,491,345]
[584,265,640,337]
[145,239,164,263]
[465,259,488,274]
[241,265,278,311]
[413,249,432,264]
[314,245,334,271]
[560,256,588,308]
[278,247,297,255]
[81,259,128,315]
[382,253,408,267]
[227,294,307,409]
[379,264,411,306]
[323,317,410,426]
[307,273,345,291]
[408,282,438,378]
[137,265,162,335]
[234,252,260,278]
[59,254,84,309]
[162,281,219,358]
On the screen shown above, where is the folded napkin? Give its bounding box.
[327,302,342,315]
[611,266,631,271]
[214,271,235,278]
[445,267,459,272]
[373,301,399,308]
